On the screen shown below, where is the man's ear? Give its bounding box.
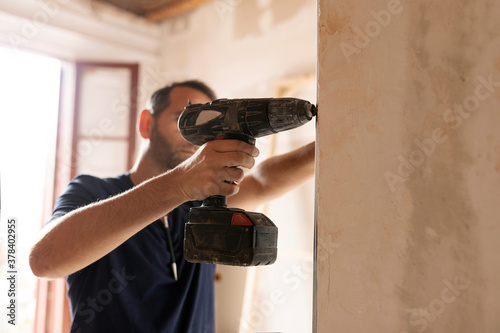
[139,109,154,139]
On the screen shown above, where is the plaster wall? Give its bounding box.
[316,0,500,332]
[0,0,159,62]
[158,0,316,98]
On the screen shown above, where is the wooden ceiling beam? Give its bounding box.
[146,0,214,22]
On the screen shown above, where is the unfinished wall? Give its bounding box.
[159,1,317,332]
[158,0,316,97]
[316,0,500,332]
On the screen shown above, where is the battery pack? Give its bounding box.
[184,206,278,266]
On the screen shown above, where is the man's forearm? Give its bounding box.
[229,141,315,210]
[29,171,186,279]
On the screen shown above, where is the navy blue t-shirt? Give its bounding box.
[47,174,215,333]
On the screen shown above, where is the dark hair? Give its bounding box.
[149,80,217,118]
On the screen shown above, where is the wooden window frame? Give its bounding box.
[34,62,139,333]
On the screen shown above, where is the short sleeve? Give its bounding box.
[46,175,103,225]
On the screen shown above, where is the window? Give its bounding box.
[0,46,61,332]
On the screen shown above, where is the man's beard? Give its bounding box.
[149,124,193,171]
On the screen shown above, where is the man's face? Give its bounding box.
[149,86,212,171]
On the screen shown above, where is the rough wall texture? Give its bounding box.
[316,0,500,332]
[159,0,316,97]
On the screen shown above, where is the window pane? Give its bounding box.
[78,67,131,138]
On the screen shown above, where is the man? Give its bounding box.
[30,80,315,332]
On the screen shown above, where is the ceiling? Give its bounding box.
[95,0,214,22]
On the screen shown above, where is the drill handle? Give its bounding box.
[202,195,227,208]
[215,133,256,145]
[201,134,255,208]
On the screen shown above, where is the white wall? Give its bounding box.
[159,0,316,98]
[0,0,158,61]
[158,1,317,332]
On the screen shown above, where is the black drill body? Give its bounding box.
[178,97,316,266]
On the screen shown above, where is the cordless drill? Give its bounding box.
[178,98,316,266]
